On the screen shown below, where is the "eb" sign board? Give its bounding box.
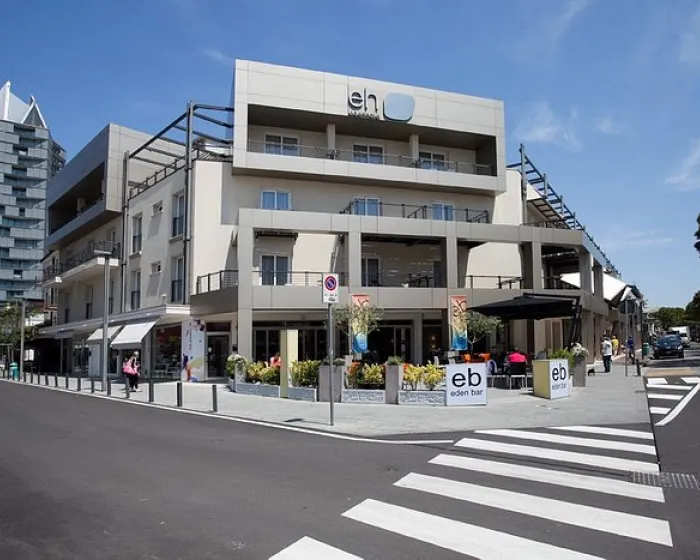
[549,359,570,399]
[445,363,487,406]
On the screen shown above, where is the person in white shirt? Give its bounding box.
[601,336,613,373]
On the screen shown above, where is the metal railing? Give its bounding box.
[196,270,239,294]
[340,200,490,224]
[524,220,570,230]
[465,275,523,289]
[254,270,348,287]
[42,241,121,282]
[248,140,495,176]
[362,272,443,288]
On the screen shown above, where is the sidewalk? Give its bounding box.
[19,362,650,437]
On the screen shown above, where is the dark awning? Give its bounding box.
[472,294,579,320]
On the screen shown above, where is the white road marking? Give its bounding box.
[656,381,700,427]
[343,499,605,560]
[550,426,654,440]
[455,438,659,473]
[474,429,656,456]
[649,407,671,415]
[647,384,692,391]
[646,378,668,385]
[681,377,700,384]
[270,537,362,559]
[647,393,684,401]
[430,454,665,502]
[396,473,673,547]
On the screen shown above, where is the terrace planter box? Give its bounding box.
[399,390,446,405]
[341,388,386,404]
[288,386,318,402]
[236,381,281,398]
[385,364,403,405]
[319,365,344,402]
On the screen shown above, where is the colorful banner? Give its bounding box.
[181,319,205,381]
[351,293,371,354]
[450,295,469,351]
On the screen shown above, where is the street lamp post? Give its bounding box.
[19,299,26,379]
[94,248,112,392]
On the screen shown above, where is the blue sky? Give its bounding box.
[3,0,699,307]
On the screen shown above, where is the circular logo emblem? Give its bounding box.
[324,275,337,291]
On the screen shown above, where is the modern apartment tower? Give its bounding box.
[0,81,65,303]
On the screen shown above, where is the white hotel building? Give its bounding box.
[39,60,627,379]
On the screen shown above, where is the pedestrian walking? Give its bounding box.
[122,351,141,392]
[601,336,613,373]
[611,335,619,356]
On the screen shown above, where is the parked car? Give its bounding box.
[653,335,685,360]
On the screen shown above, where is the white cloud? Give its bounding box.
[603,230,675,250]
[665,139,700,191]
[543,0,592,46]
[203,48,234,67]
[680,4,700,62]
[595,115,622,135]
[513,0,592,57]
[514,101,581,151]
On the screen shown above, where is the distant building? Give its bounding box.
[0,81,65,304]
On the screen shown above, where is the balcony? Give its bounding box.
[253,270,347,287]
[196,270,239,294]
[340,200,490,223]
[43,240,121,286]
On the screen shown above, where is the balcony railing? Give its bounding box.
[363,272,443,288]
[247,140,495,176]
[254,271,348,287]
[465,275,523,289]
[340,201,490,224]
[196,270,239,294]
[524,220,570,230]
[42,241,121,282]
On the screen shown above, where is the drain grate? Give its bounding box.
[629,471,700,489]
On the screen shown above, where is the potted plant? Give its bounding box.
[289,359,321,402]
[570,343,590,387]
[236,360,281,398]
[385,355,404,404]
[398,364,446,405]
[341,361,387,404]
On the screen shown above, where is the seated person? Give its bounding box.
[269,352,282,368]
[504,348,527,388]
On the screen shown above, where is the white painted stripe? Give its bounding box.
[270,537,362,559]
[656,381,700,427]
[395,473,673,547]
[646,378,668,385]
[550,426,654,441]
[647,393,683,401]
[430,454,665,502]
[454,438,659,473]
[649,407,671,415]
[475,429,656,456]
[343,499,604,560]
[681,377,700,384]
[648,384,692,391]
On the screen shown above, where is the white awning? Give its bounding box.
[86,326,123,344]
[110,320,157,350]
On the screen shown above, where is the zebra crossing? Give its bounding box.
[646,376,700,426]
[271,424,674,559]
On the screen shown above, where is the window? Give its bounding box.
[352,197,381,216]
[130,269,141,309]
[260,255,289,286]
[260,190,291,211]
[172,193,185,237]
[264,134,299,156]
[150,261,162,275]
[106,227,117,246]
[353,144,384,164]
[85,285,93,319]
[432,203,455,221]
[361,257,381,287]
[132,215,142,253]
[171,256,184,302]
[419,151,447,171]
[18,208,25,217]
[13,269,21,278]
[108,280,114,314]
[152,201,163,215]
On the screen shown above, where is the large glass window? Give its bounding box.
[419,151,447,170]
[85,285,93,319]
[362,257,380,287]
[260,255,289,286]
[352,197,381,216]
[353,144,384,164]
[131,269,141,309]
[171,256,184,302]
[432,202,455,221]
[264,134,299,156]
[153,325,182,379]
[261,190,290,210]
[132,215,142,253]
[172,193,185,237]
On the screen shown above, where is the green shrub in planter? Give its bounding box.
[245,361,266,383]
[423,363,444,390]
[291,360,321,387]
[386,355,403,365]
[322,357,346,366]
[403,364,424,390]
[226,355,249,377]
[260,366,280,386]
[361,363,384,388]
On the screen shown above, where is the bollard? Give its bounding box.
[65,372,69,389]
[148,379,154,403]
[77,375,82,392]
[212,384,218,413]
[636,361,642,377]
[45,373,49,386]
[23,371,26,383]
[176,382,183,408]
[90,378,95,393]
[125,377,130,399]
[107,377,112,396]
[54,373,58,387]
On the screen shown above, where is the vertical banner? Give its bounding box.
[351,294,370,354]
[181,319,205,381]
[450,295,468,351]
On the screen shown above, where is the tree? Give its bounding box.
[0,302,41,356]
[332,302,383,355]
[655,307,686,330]
[462,310,500,351]
[686,291,700,324]
[695,213,700,255]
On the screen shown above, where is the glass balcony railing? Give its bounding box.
[340,200,490,223]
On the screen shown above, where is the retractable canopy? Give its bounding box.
[87,326,122,344]
[472,294,579,321]
[110,320,157,350]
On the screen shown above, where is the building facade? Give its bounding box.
[40,60,629,379]
[0,81,65,303]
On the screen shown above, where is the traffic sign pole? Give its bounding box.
[322,273,339,426]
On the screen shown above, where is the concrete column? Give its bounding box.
[412,313,423,364]
[237,225,254,360]
[279,329,298,398]
[237,308,253,361]
[580,310,594,361]
[346,231,362,288]
[578,250,593,292]
[409,134,420,161]
[441,236,458,288]
[326,123,336,154]
[593,262,604,299]
[519,242,543,291]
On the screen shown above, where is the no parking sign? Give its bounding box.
[322,273,339,304]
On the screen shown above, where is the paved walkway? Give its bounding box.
[14,362,648,437]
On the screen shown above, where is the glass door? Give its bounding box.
[207,334,230,378]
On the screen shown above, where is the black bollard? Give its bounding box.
[54,373,58,387]
[23,371,26,383]
[107,377,112,396]
[90,378,95,393]
[212,384,218,413]
[125,377,130,399]
[77,375,81,392]
[176,382,183,408]
[64,372,69,389]
[148,379,154,403]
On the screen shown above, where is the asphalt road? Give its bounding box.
[647,343,700,558]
